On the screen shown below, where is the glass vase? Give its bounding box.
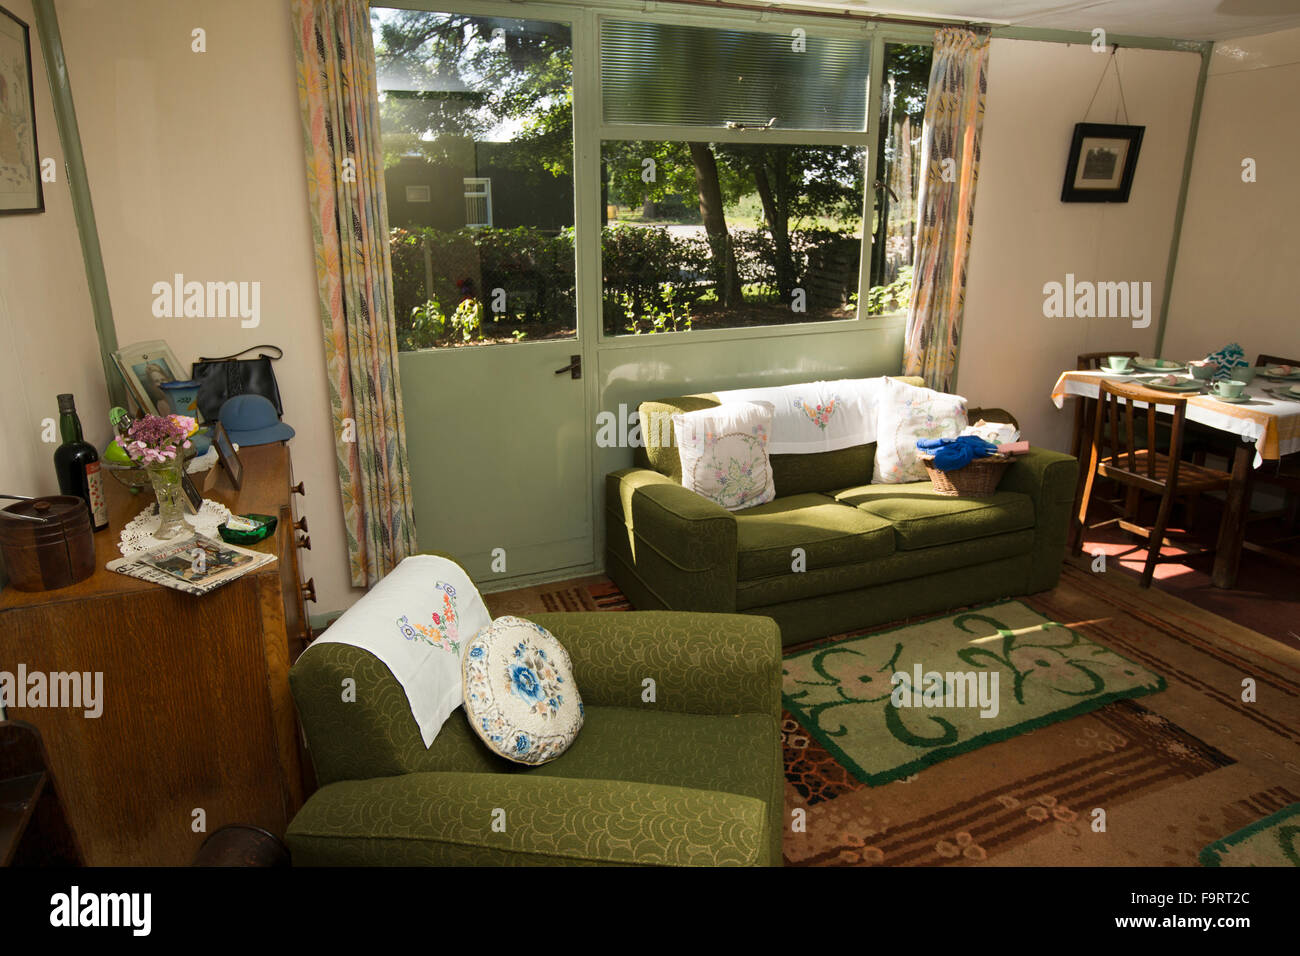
[146,457,188,540]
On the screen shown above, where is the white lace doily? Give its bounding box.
[119,498,234,557]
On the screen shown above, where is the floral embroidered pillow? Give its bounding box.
[672,401,776,511]
[873,378,968,484]
[462,616,583,766]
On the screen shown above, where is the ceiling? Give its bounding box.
[717,0,1300,41]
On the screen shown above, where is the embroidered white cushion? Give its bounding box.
[462,616,584,765]
[673,401,776,511]
[304,554,491,747]
[873,378,969,484]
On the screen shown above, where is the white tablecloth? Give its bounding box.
[1051,370,1300,468]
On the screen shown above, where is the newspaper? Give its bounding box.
[106,533,275,595]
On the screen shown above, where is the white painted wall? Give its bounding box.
[0,0,107,503]
[957,39,1202,452]
[54,0,361,615]
[1162,27,1300,367]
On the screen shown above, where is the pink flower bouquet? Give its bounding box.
[123,414,197,466]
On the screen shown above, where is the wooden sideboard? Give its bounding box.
[0,442,315,865]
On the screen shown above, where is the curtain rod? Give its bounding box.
[645,0,995,31]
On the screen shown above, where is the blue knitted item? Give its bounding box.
[916,435,999,471]
[1205,343,1249,382]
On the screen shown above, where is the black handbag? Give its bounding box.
[191,345,284,424]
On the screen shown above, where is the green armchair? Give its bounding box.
[287,609,785,866]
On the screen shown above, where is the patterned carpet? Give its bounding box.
[485,559,1300,866]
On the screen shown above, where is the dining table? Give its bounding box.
[1051,364,1300,588]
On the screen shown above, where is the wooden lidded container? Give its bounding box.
[0,496,96,592]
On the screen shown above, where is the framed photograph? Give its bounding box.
[0,5,42,214]
[180,472,204,513]
[212,421,243,490]
[1061,123,1145,203]
[112,340,185,416]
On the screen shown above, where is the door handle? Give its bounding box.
[554,354,581,380]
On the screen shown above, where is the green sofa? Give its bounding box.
[286,605,785,866]
[606,388,1078,646]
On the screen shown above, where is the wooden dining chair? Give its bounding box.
[1256,353,1300,370]
[1070,351,1138,461]
[1073,379,1233,587]
[1252,353,1300,528]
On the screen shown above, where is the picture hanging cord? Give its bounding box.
[1082,45,1131,125]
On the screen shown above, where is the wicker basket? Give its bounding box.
[922,453,1012,497]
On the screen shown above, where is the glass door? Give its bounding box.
[374,7,593,581]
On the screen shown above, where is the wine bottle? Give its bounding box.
[53,393,109,532]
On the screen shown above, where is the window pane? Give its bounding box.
[865,42,932,316]
[373,9,576,349]
[602,141,866,335]
[600,19,870,132]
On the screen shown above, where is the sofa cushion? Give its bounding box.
[416,697,780,803]
[673,400,777,510]
[831,482,1036,550]
[462,616,584,766]
[873,377,969,483]
[734,528,1037,610]
[288,765,771,866]
[735,493,895,579]
[770,445,875,497]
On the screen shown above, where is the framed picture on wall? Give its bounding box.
[112,340,185,416]
[0,4,44,214]
[1061,123,1145,203]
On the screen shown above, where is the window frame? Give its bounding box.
[373,0,934,349]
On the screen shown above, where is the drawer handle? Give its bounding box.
[297,533,311,551]
[292,481,305,496]
[294,516,309,533]
[302,578,316,603]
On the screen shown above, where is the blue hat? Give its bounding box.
[219,394,294,447]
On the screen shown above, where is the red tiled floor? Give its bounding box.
[1076,492,1300,651]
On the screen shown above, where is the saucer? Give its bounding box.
[1099,364,1138,375]
[1207,393,1251,404]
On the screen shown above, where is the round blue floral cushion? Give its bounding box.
[462,616,584,765]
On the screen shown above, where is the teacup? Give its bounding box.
[1214,380,1246,399]
[1106,355,1132,372]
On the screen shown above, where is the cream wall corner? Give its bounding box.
[956,39,1202,452]
[1162,27,1300,365]
[55,0,362,615]
[0,0,106,500]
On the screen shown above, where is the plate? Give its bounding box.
[1265,387,1300,401]
[1263,370,1300,381]
[1133,358,1186,372]
[1138,377,1201,392]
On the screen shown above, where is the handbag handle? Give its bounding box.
[196,345,283,363]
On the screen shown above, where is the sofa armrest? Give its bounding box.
[528,611,782,718]
[998,445,1078,506]
[997,446,1078,591]
[606,467,739,611]
[290,642,429,786]
[287,771,772,866]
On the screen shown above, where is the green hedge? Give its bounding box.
[390,224,877,346]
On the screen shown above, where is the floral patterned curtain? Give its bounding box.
[902,28,990,393]
[291,0,418,587]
